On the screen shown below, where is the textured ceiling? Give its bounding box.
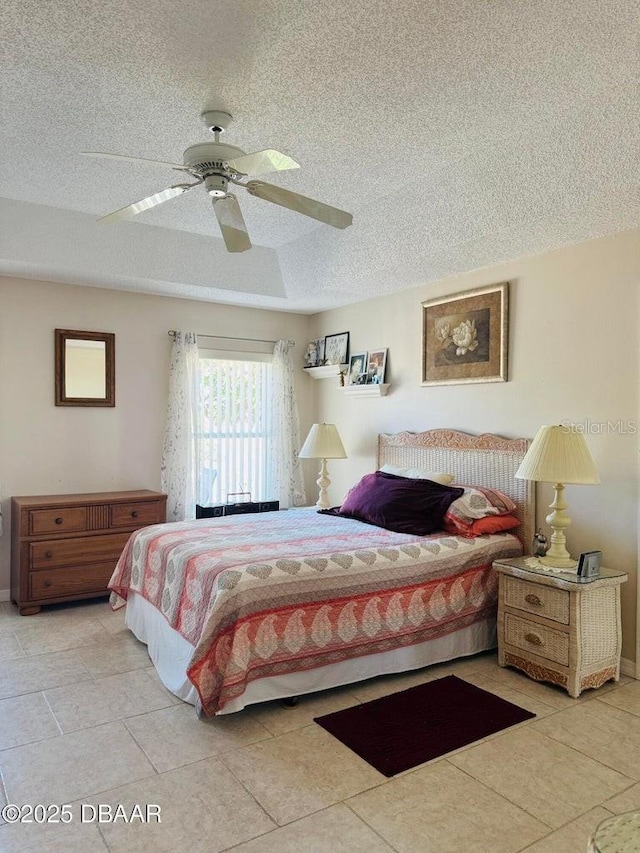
[1,0,638,313]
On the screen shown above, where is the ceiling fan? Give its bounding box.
[82,109,353,253]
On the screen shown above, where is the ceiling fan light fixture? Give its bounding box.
[205,174,228,198]
[200,109,232,135]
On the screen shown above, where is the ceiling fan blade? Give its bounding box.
[81,151,191,171]
[244,180,352,229]
[98,183,195,223]
[226,149,300,177]
[213,195,252,252]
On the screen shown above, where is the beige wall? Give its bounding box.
[1,229,638,661]
[310,229,640,661]
[0,277,313,591]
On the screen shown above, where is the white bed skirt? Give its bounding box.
[126,591,496,715]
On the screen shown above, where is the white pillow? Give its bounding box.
[447,486,516,521]
[379,464,454,485]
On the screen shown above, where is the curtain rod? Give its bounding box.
[168,330,286,346]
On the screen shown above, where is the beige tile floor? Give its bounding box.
[0,597,638,852]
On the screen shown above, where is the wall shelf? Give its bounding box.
[303,364,347,380]
[341,383,391,397]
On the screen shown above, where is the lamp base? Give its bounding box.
[540,482,578,572]
[538,555,578,572]
[314,458,331,509]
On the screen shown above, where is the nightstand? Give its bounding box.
[493,556,627,698]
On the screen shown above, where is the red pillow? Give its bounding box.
[443,513,520,538]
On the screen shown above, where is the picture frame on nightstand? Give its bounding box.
[577,550,602,579]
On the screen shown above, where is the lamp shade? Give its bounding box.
[515,425,600,484]
[299,423,347,460]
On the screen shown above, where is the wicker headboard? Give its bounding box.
[378,429,534,548]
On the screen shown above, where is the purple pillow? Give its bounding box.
[323,471,464,535]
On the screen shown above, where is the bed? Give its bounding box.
[109,429,533,715]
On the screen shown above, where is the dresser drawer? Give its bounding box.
[110,501,163,528]
[30,533,131,570]
[29,507,86,535]
[504,576,570,624]
[29,563,116,600]
[505,613,569,666]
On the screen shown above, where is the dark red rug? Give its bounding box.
[314,674,535,777]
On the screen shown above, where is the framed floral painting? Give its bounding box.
[421,283,508,385]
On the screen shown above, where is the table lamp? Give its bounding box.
[299,423,347,508]
[515,425,600,570]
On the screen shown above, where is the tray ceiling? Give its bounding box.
[1,0,638,312]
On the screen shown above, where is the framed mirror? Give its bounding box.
[55,329,115,406]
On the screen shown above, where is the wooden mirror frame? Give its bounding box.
[55,329,115,407]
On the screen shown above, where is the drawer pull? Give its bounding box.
[525,632,544,646]
[44,580,52,588]
[54,517,64,525]
[525,593,542,606]
[131,511,139,518]
[45,550,53,559]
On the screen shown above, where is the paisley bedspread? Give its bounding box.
[109,509,522,714]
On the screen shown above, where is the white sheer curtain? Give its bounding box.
[198,354,271,505]
[161,331,201,522]
[268,340,307,508]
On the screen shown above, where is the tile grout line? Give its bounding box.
[41,689,65,737]
[0,657,95,704]
[0,764,9,810]
[96,821,112,852]
[42,693,178,737]
[444,727,638,832]
[216,722,393,826]
[194,753,280,834]
[592,694,640,719]
[515,805,619,852]
[341,799,403,853]
[121,717,161,776]
[12,629,28,656]
[442,758,557,834]
[0,722,159,809]
[528,718,640,785]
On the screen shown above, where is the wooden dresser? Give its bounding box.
[11,490,167,615]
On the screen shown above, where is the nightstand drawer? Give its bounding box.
[504,576,569,624]
[30,507,86,535]
[505,613,569,665]
[110,501,163,528]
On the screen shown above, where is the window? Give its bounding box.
[197,349,272,506]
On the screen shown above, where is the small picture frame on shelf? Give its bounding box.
[366,348,387,384]
[303,338,326,367]
[347,352,368,385]
[324,332,350,366]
